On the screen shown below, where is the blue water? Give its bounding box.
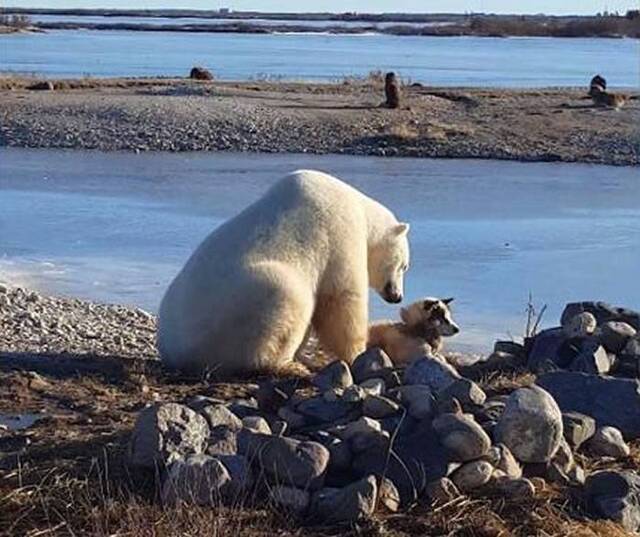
[1,30,638,86]
[1,148,639,353]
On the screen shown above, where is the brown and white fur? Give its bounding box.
[368,297,460,364]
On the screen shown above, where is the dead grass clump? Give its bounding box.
[387,122,419,141]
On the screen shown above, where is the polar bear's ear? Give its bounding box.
[391,223,410,237]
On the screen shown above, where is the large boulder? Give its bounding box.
[403,356,461,392]
[495,386,563,463]
[351,348,394,383]
[584,471,640,532]
[526,328,573,372]
[561,302,640,331]
[239,431,329,490]
[432,413,491,462]
[129,403,209,469]
[161,454,231,506]
[537,371,640,438]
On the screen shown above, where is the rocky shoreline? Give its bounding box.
[1,77,638,166]
[1,283,639,534]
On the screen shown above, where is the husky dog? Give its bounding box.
[590,86,628,110]
[368,297,460,364]
[588,74,607,97]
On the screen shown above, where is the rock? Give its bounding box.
[161,454,230,506]
[311,432,352,473]
[403,357,461,392]
[474,399,506,424]
[28,81,54,91]
[485,444,522,479]
[620,338,640,375]
[439,378,486,409]
[242,416,272,434]
[217,454,254,498]
[494,477,535,498]
[342,385,366,403]
[257,379,299,413]
[363,395,400,419]
[295,397,354,424]
[240,432,329,490]
[426,477,460,503]
[561,302,640,331]
[586,427,630,459]
[269,486,310,515]
[563,312,597,338]
[129,403,209,469]
[494,340,526,358]
[451,460,493,492]
[570,341,610,375]
[600,321,637,353]
[207,426,238,456]
[432,413,491,462]
[392,384,434,419]
[310,475,377,524]
[537,371,640,438]
[351,348,394,383]
[228,398,261,419]
[199,404,243,431]
[584,471,640,532]
[339,417,382,441]
[312,360,353,391]
[189,66,214,80]
[277,406,307,430]
[562,412,596,449]
[544,437,583,486]
[379,477,401,512]
[360,378,386,397]
[495,386,563,463]
[527,327,573,372]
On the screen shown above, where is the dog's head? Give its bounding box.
[400,297,460,337]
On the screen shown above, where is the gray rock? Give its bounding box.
[527,327,571,372]
[363,394,400,419]
[584,470,640,532]
[439,378,487,409]
[562,411,596,449]
[311,475,377,524]
[403,356,461,392]
[310,432,352,474]
[342,384,366,403]
[570,341,610,375]
[451,460,493,492]
[240,432,329,490]
[544,437,583,486]
[129,403,209,469]
[207,426,238,456]
[426,477,460,503]
[485,444,522,479]
[586,426,630,459]
[563,311,597,338]
[295,396,354,424]
[339,417,382,441]
[269,485,310,515]
[379,477,401,512]
[242,416,272,435]
[393,384,434,419]
[494,477,535,498]
[199,404,243,431]
[600,321,637,353]
[432,413,491,462]
[495,386,563,463]
[351,347,394,383]
[217,454,254,499]
[256,379,299,413]
[562,302,640,331]
[277,406,307,430]
[620,338,640,375]
[537,371,640,438]
[360,377,386,396]
[312,361,353,391]
[494,340,526,357]
[161,454,230,506]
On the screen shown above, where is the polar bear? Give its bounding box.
[157,170,410,375]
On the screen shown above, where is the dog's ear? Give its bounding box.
[442,297,454,305]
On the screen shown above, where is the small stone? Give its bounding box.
[494,340,525,357]
[363,394,400,419]
[339,417,382,441]
[360,378,386,396]
[570,341,610,375]
[439,378,486,409]
[495,386,563,463]
[269,486,310,515]
[257,379,299,413]
[296,397,353,424]
[586,426,630,459]
[403,356,461,393]
[486,444,522,479]
[494,476,535,498]
[562,412,596,449]
[312,361,353,391]
[311,475,377,524]
[584,470,640,532]
[161,454,230,506]
[129,403,209,469]
[433,413,491,462]
[393,384,434,419]
[342,385,367,403]
[199,404,242,431]
[277,406,307,430]
[451,460,493,492]
[601,321,637,353]
[378,477,401,512]
[351,348,394,383]
[426,477,460,503]
[242,416,271,435]
[563,312,597,338]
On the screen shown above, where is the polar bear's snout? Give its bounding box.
[383,282,403,304]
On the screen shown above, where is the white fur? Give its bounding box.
[157,170,410,374]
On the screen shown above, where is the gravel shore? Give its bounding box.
[1,77,638,165]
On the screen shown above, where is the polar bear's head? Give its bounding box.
[369,222,410,304]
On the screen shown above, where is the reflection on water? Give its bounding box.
[1,148,639,353]
[1,30,638,87]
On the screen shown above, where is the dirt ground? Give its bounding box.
[0,76,638,165]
